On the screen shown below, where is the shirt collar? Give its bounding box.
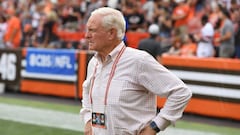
[95,41,125,64]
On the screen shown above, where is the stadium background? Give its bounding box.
[0,0,239,134]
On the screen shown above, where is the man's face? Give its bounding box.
[85,14,109,52]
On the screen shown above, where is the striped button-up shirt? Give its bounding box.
[80,42,192,135]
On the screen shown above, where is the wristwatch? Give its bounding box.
[150,121,161,133]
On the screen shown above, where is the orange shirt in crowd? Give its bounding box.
[213,32,221,47]
[141,0,146,4]
[173,4,190,28]
[187,5,195,21]
[4,16,22,48]
[180,43,197,56]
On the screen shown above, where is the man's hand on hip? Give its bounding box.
[84,120,92,135]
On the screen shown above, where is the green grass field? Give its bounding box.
[0,96,239,135]
[0,119,83,135]
[0,96,80,114]
[176,120,240,135]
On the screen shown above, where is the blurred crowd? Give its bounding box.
[0,0,239,58]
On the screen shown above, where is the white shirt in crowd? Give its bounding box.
[0,22,7,48]
[197,22,215,58]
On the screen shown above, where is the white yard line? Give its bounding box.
[0,103,220,135]
[0,103,84,132]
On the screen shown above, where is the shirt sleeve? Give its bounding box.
[79,58,96,124]
[137,53,192,130]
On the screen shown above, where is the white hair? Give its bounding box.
[91,7,126,40]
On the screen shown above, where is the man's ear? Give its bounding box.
[108,28,117,40]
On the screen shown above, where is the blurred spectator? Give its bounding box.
[179,34,197,57]
[78,0,89,32]
[84,0,102,24]
[231,0,240,10]
[21,23,37,48]
[164,34,197,57]
[137,24,162,62]
[20,10,32,47]
[0,0,238,60]
[157,2,173,51]
[101,0,108,7]
[230,2,240,58]
[65,41,75,49]
[209,1,222,57]
[77,38,89,50]
[142,0,155,24]
[4,8,22,48]
[219,0,232,10]
[231,3,240,32]
[0,14,7,48]
[209,1,221,28]
[78,0,88,17]
[40,10,60,48]
[187,0,205,14]
[163,38,182,56]
[31,3,42,32]
[172,0,190,44]
[215,4,235,58]
[153,0,174,23]
[107,0,119,9]
[187,0,205,35]
[235,24,240,58]
[196,15,215,58]
[122,0,146,32]
[43,0,56,14]
[59,1,82,32]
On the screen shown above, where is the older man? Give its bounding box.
[80,7,192,135]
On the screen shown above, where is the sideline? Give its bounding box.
[0,103,84,132]
[0,103,219,135]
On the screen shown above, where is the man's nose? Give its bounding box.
[85,32,89,39]
[85,31,91,39]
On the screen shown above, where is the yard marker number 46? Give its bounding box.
[0,53,17,81]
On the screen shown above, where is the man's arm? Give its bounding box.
[80,79,92,124]
[79,58,96,131]
[138,54,192,131]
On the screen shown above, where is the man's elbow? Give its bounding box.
[184,86,192,102]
